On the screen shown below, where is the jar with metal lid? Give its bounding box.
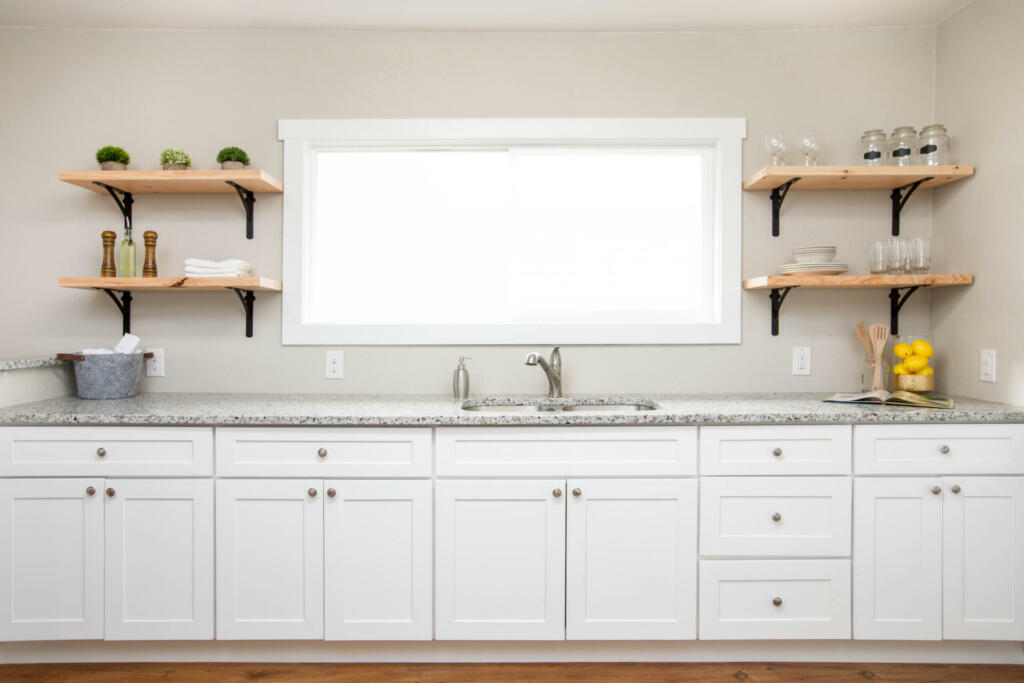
[889,126,917,166]
[860,129,886,166]
[918,124,950,165]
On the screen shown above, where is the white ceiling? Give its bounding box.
[0,0,973,32]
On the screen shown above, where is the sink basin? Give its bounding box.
[460,398,659,413]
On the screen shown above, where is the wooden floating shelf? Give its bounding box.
[743,165,973,191]
[59,276,282,292]
[743,274,973,291]
[58,169,283,195]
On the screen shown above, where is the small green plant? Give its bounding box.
[96,146,130,165]
[159,148,192,167]
[216,146,250,165]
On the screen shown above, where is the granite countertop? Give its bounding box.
[0,392,1021,427]
[0,356,66,372]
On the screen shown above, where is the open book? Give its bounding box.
[824,390,954,409]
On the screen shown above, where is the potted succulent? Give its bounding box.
[216,146,250,170]
[160,148,192,171]
[96,146,130,170]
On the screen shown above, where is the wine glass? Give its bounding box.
[764,130,789,166]
[799,130,820,166]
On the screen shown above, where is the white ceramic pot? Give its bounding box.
[99,161,126,170]
[220,160,245,170]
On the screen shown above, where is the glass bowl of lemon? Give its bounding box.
[892,339,935,392]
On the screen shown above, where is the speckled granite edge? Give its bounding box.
[0,392,1022,427]
[0,356,67,372]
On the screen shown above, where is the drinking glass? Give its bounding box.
[868,241,888,274]
[909,237,931,273]
[798,131,820,166]
[764,130,789,165]
[887,236,910,274]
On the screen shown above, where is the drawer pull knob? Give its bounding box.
[931,486,942,495]
[772,512,782,522]
[773,597,783,607]
[308,488,318,498]
[86,486,96,496]
[553,488,563,498]
[105,487,115,498]
[572,488,582,497]
[317,448,328,458]
[327,488,337,498]
[772,447,783,457]
[96,447,107,457]
[951,484,961,494]
[940,445,950,454]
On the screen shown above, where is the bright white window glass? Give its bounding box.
[308,147,712,327]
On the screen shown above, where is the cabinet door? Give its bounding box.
[104,479,213,640]
[216,479,323,639]
[435,480,565,640]
[566,479,696,640]
[324,480,432,640]
[853,477,942,640]
[0,478,104,640]
[943,476,1024,640]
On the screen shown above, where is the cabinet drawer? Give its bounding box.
[0,427,212,476]
[700,477,851,557]
[699,560,851,639]
[700,426,851,475]
[436,426,696,476]
[215,427,431,477]
[854,424,1024,474]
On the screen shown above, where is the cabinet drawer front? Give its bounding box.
[700,426,851,475]
[854,424,1024,474]
[215,427,431,477]
[0,427,213,476]
[699,560,851,639]
[436,426,696,476]
[700,477,851,557]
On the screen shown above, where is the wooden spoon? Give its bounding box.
[868,323,889,391]
[855,322,873,357]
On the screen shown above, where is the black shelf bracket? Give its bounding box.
[888,285,925,336]
[93,182,134,230]
[769,177,801,237]
[226,181,256,239]
[100,289,133,335]
[890,177,933,236]
[231,288,256,338]
[769,286,795,336]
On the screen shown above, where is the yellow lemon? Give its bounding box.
[903,355,929,373]
[893,363,909,375]
[917,366,935,376]
[893,342,913,359]
[911,339,934,358]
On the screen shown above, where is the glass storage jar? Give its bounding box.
[889,126,917,166]
[860,129,887,166]
[918,124,950,166]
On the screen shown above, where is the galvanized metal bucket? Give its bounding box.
[58,352,152,400]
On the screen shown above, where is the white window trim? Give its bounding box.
[278,118,746,345]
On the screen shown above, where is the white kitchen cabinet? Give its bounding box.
[943,476,1024,640]
[854,424,1024,475]
[324,479,432,640]
[104,479,214,640]
[853,477,942,640]
[565,479,696,640]
[216,479,324,639]
[700,425,851,475]
[0,478,104,641]
[435,479,566,640]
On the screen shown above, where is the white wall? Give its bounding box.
[931,0,1023,404]
[0,26,936,396]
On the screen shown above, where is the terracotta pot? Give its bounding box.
[100,161,126,170]
[220,160,245,170]
[162,163,188,170]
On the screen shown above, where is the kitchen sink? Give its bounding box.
[460,398,660,412]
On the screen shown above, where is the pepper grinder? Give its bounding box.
[142,230,158,277]
[100,230,117,277]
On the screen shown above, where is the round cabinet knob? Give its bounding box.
[940,445,950,454]
[572,488,582,497]
[931,486,942,495]
[317,448,328,458]
[96,447,107,457]
[773,597,783,607]
[951,484,961,494]
[85,486,96,496]
[308,488,318,498]
[772,448,783,457]
[105,487,115,497]
[327,488,337,498]
[772,512,782,522]
[552,488,563,498]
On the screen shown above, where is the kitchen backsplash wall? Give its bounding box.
[0,25,937,396]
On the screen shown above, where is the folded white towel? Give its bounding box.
[114,333,141,355]
[81,348,114,355]
[185,269,249,277]
[185,258,251,270]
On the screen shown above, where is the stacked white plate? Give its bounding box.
[779,245,847,275]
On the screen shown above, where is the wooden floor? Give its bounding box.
[1,663,1023,682]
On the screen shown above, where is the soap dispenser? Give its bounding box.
[452,356,471,399]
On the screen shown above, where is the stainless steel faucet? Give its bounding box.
[524,346,562,398]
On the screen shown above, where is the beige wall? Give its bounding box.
[931,0,1024,404]
[0,26,936,397]
[0,366,74,408]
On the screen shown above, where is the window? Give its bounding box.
[279,118,745,344]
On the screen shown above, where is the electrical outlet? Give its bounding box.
[792,346,811,375]
[145,349,165,377]
[325,350,344,379]
[980,349,997,382]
